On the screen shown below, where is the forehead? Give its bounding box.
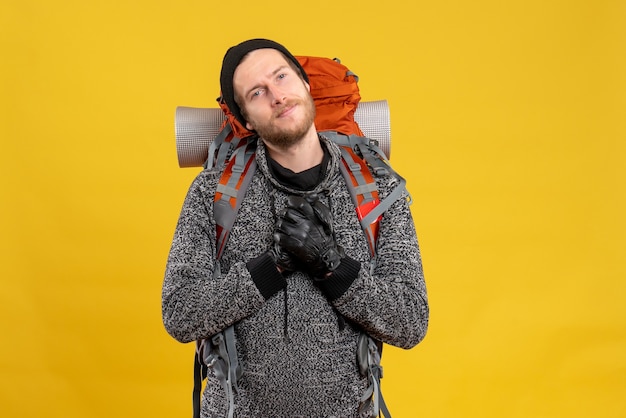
[233,49,291,90]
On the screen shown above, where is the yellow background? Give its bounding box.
[1,0,624,417]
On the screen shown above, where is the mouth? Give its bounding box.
[276,103,296,118]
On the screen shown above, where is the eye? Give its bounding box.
[250,89,264,100]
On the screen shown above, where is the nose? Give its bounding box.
[268,85,287,105]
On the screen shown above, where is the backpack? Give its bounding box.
[181,56,407,418]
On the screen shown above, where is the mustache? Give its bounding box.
[273,99,298,118]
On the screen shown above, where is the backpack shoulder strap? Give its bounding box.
[338,144,381,257]
[329,131,406,418]
[358,333,392,418]
[213,138,258,264]
[328,132,409,258]
[192,127,257,418]
[194,325,241,418]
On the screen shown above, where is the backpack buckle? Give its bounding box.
[372,166,389,176]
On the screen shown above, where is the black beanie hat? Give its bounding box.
[219,38,309,127]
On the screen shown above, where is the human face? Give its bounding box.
[233,49,316,149]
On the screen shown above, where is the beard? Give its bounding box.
[251,93,316,149]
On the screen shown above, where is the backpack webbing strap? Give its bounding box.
[194,327,239,415]
[323,131,395,177]
[358,333,392,418]
[222,326,241,399]
[210,327,240,418]
[214,140,258,260]
[361,166,407,230]
[338,145,381,256]
[192,349,208,418]
[334,133,408,418]
[192,139,257,418]
[194,324,240,418]
[205,123,232,169]
[334,133,409,234]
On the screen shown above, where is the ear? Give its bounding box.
[246,121,254,131]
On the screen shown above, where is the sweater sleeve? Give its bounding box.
[330,176,429,350]
[161,172,266,343]
[246,252,287,300]
[315,256,361,300]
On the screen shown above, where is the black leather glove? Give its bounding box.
[274,194,345,279]
[267,240,299,273]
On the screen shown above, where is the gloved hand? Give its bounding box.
[268,240,299,273]
[274,193,345,279]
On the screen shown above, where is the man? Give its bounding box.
[162,38,429,417]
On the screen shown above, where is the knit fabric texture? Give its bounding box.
[162,137,429,417]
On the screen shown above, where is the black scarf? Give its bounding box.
[266,143,330,191]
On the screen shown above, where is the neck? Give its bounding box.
[263,125,323,173]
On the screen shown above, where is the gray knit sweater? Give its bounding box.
[162,137,428,417]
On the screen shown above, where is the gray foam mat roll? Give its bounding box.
[175,100,391,168]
